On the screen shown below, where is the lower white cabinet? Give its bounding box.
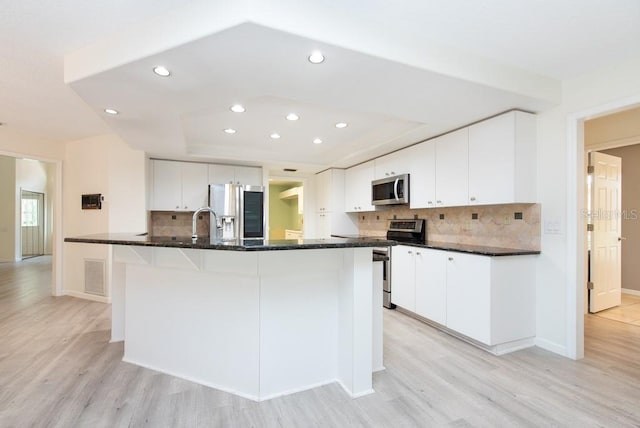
[415,249,447,325]
[390,246,416,311]
[445,252,492,344]
[392,246,536,353]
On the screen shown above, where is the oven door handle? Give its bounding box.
[393,178,400,201]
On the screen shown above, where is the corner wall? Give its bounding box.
[535,56,640,357]
[63,134,146,301]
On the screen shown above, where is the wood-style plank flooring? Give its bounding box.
[1,257,640,427]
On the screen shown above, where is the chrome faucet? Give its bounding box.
[192,207,219,242]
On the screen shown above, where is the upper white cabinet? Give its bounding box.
[374,150,410,179]
[435,128,469,207]
[208,164,262,186]
[151,160,208,211]
[345,161,374,212]
[315,169,345,213]
[406,142,436,209]
[314,169,356,238]
[468,111,536,205]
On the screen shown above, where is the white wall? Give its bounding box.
[0,156,17,262]
[535,56,640,358]
[63,134,146,301]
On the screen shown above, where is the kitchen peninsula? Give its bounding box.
[65,234,393,401]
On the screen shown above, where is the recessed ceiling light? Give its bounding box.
[286,113,299,121]
[308,51,325,64]
[313,138,323,145]
[335,122,348,129]
[230,104,245,113]
[270,133,281,139]
[153,66,171,77]
[104,108,119,115]
[224,128,237,134]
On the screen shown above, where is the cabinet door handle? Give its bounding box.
[184,206,188,209]
[470,196,476,202]
[176,205,180,209]
[416,252,421,255]
[437,200,442,205]
[428,201,433,205]
[448,257,453,261]
[407,250,413,254]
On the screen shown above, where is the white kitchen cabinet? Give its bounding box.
[435,128,469,207]
[315,169,346,213]
[345,161,374,212]
[393,246,536,353]
[316,212,331,239]
[406,141,436,209]
[314,169,356,238]
[468,111,536,205]
[234,165,263,186]
[445,252,492,344]
[414,248,447,325]
[374,149,410,180]
[152,160,182,211]
[208,164,262,186]
[151,160,208,211]
[390,245,416,311]
[445,251,536,349]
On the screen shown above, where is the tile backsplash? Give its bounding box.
[356,203,541,250]
[149,211,210,237]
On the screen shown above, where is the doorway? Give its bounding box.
[21,190,45,258]
[582,107,640,330]
[268,179,304,240]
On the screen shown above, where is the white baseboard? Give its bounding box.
[622,288,640,297]
[534,337,567,357]
[64,290,111,303]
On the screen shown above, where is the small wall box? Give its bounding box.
[82,194,103,210]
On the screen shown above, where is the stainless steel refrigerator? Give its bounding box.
[209,183,265,240]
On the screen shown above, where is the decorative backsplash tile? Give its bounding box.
[149,211,210,237]
[356,203,541,250]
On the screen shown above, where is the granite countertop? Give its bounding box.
[64,233,396,252]
[398,241,540,256]
[331,234,539,256]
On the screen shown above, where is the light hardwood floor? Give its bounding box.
[1,257,640,427]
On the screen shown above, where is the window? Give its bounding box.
[21,199,39,227]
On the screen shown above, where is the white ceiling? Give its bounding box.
[2,0,639,174]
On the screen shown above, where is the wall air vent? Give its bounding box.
[84,259,105,296]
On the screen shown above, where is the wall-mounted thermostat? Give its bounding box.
[82,194,103,210]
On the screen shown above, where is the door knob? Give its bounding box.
[619,237,627,241]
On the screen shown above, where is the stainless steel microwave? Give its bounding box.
[371,174,409,205]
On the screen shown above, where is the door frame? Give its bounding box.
[0,150,63,297]
[567,94,640,359]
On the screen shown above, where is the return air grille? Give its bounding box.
[84,259,105,296]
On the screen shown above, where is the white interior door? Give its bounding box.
[589,151,622,313]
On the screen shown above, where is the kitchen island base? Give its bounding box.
[111,246,375,401]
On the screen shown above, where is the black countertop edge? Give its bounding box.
[396,241,540,256]
[64,235,397,252]
[330,234,539,256]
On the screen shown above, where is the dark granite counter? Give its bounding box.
[331,234,539,256]
[64,233,396,252]
[398,241,540,256]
